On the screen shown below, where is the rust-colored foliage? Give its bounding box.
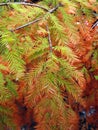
[0,0,98,130]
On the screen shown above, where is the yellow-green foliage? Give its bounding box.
[0,0,98,129]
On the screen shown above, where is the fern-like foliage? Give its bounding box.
[0,0,98,129]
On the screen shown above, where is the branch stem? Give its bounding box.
[46,25,52,53]
[49,3,63,13]
[1,2,63,31]
[0,2,49,11]
[10,18,42,31]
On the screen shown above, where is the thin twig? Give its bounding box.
[91,19,98,29]
[0,2,63,13]
[46,25,52,53]
[3,2,63,31]
[49,3,63,13]
[0,2,49,12]
[11,18,42,31]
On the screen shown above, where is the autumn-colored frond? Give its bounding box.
[0,0,98,129]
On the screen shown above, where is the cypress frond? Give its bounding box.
[0,114,16,130]
[5,78,18,96]
[49,14,66,41]
[0,0,97,129]
[5,49,25,78]
[29,37,49,61]
[0,73,14,102]
[54,45,79,62]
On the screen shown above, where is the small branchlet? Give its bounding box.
[7,2,63,31]
[46,25,52,53]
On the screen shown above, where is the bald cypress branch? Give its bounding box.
[46,25,52,53]
[0,2,49,11]
[10,18,42,32]
[3,2,63,31]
